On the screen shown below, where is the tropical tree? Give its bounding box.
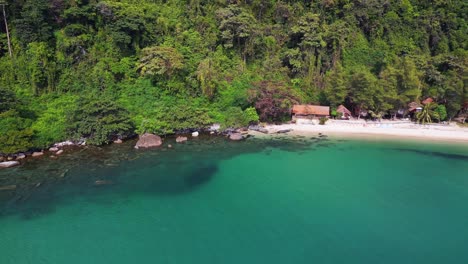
[137,46,184,79]
[435,104,447,122]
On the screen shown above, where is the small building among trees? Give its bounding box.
[292,105,330,120]
[336,105,352,119]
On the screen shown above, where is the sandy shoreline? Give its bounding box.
[248,120,468,144]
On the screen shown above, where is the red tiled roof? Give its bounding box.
[292,105,330,116]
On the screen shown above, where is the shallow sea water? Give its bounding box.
[1,135,467,264]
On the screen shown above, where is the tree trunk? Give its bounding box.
[2,4,12,58]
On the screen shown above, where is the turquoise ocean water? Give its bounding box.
[1,135,467,264]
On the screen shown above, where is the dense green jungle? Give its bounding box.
[0,0,466,154]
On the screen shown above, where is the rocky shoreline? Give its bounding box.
[0,125,262,169]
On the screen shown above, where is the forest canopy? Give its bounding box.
[0,0,467,153]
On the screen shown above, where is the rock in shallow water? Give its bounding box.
[0,185,16,190]
[135,133,163,149]
[229,133,244,141]
[32,152,44,157]
[49,147,59,152]
[192,131,199,137]
[94,180,114,186]
[0,161,20,168]
[176,136,188,143]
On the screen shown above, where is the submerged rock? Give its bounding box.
[94,180,114,186]
[135,133,163,149]
[176,136,188,143]
[0,161,20,168]
[0,185,17,191]
[229,133,244,141]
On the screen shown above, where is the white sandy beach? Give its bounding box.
[250,120,468,143]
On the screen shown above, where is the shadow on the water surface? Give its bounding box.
[0,135,325,220]
[393,148,468,161]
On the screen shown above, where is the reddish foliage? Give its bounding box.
[249,81,299,123]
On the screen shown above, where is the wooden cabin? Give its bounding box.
[292,105,330,120]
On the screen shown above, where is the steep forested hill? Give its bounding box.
[0,0,466,153]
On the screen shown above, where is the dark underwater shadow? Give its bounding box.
[392,148,468,161]
[0,135,322,220]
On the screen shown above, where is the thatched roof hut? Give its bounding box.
[408,102,422,112]
[336,105,352,118]
[292,105,330,118]
[422,97,434,105]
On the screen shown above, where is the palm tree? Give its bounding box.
[416,102,439,124]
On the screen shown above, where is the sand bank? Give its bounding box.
[249,120,468,143]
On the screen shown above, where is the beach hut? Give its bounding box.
[336,105,352,119]
[422,97,434,105]
[292,105,330,120]
[408,102,422,113]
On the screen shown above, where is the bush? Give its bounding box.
[435,105,447,121]
[32,94,78,147]
[210,106,259,129]
[243,107,259,125]
[319,117,329,125]
[67,95,134,145]
[0,110,34,154]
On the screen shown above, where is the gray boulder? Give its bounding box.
[0,161,20,168]
[135,133,163,149]
[49,147,59,152]
[248,125,269,134]
[276,129,292,134]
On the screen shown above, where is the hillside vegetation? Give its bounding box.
[0,0,467,153]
